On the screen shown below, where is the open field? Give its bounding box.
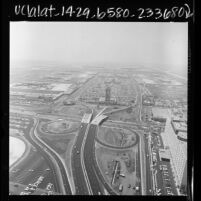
[146,84,187,100]
[55,104,91,117]
[97,127,137,147]
[41,120,80,134]
[39,134,75,155]
[107,107,140,122]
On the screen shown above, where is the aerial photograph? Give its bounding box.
[9,22,188,196]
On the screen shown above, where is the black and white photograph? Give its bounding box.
[9,22,188,196]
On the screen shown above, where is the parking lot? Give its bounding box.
[144,131,178,195]
[150,133,178,195]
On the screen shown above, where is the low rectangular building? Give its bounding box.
[171,120,187,134]
[158,149,171,162]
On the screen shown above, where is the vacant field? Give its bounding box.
[56,104,91,117]
[97,127,137,147]
[41,134,74,154]
[41,120,80,134]
[146,84,187,100]
[107,107,140,122]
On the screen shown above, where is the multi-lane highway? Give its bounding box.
[71,123,90,195]
[33,118,72,194]
[83,124,118,195]
[18,118,61,193]
[9,73,157,195]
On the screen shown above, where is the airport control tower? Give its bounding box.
[105,86,111,102]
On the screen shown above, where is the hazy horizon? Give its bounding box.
[10,22,188,77]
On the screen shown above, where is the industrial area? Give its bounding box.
[9,65,187,196]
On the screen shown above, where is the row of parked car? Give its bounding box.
[20,176,44,195]
[160,164,174,195]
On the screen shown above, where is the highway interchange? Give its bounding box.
[9,72,173,196]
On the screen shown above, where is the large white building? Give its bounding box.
[152,108,187,189]
[161,116,187,188]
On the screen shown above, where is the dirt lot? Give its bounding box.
[95,144,141,195]
[41,120,80,134]
[107,107,140,122]
[97,126,137,147]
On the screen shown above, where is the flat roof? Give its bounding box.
[152,108,170,118]
[172,121,187,132]
[178,131,187,139]
[158,149,171,160]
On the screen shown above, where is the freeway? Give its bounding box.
[33,118,72,195]
[144,135,153,195]
[83,124,117,195]
[71,123,90,195]
[21,118,61,193]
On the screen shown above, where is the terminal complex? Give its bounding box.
[9,66,187,195]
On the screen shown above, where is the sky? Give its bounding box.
[10,22,188,74]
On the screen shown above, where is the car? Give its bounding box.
[32,184,38,188]
[76,151,80,154]
[167,189,172,193]
[38,176,44,181]
[20,191,31,195]
[156,192,162,196]
[46,183,53,190]
[167,192,174,195]
[165,183,171,187]
[28,188,36,193]
[41,193,47,195]
[28,169,34,172]
[163,176,169,180]
[24,187,29,191]
[46,168,50,171]
[47,191,53,195]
